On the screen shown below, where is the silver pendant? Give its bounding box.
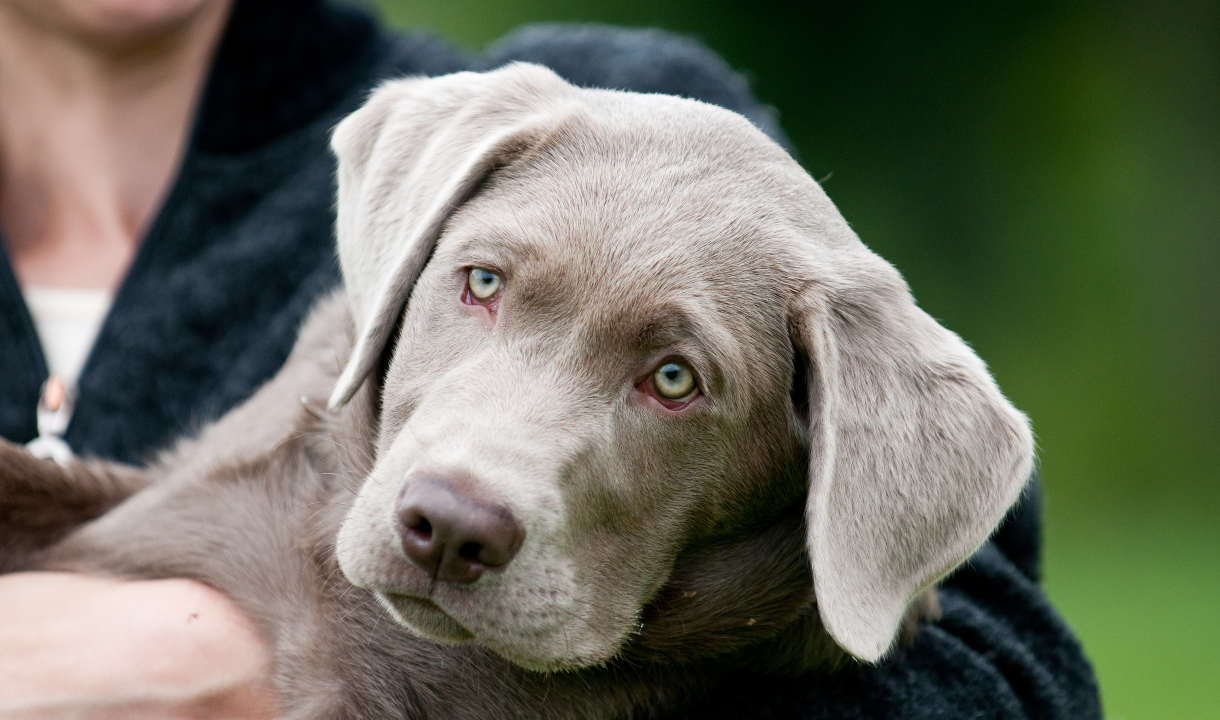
[25,376,75,466]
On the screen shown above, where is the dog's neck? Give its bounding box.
[629,505,843,672]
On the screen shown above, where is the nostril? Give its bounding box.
[458,541,484,564]
[398,506,441,577]
[409,516,433,540]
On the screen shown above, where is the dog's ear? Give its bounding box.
[789,248,1033,662]
[327,63,572,409]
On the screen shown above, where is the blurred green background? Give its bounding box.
[372,1,1218,716]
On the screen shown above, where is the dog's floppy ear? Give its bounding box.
[327,63,572,409]
[790,248,1033,662]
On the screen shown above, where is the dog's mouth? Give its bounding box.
[376,591,475,643]
[372,586,622,672]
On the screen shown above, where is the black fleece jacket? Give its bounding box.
[0,1,1101,717]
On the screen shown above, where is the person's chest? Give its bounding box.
[0,134,342,464]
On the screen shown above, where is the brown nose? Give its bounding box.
[396,477,525,584]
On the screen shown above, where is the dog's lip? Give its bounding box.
[379,591,475,641]
[379,593,600,672]
[383,591,440,613]
[381,589,443,615]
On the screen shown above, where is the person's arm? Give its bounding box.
[0,573,276,719]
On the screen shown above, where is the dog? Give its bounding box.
[0,63,1032,718]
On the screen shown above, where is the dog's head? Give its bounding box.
[331,64,1032,670]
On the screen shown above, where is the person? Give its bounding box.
[0,0,1101,717]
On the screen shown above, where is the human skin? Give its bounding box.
[0,574,275,718]
[0,0,276,716]
[0,0,229,290]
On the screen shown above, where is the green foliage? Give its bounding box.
[372,2,1220,714]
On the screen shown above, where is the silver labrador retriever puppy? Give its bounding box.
[0,63,1032,718]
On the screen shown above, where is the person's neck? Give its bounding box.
[0,1,232,290]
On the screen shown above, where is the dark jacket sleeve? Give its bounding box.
[482,23,787,149]
[686,483,1102,719]
[485,26,1101,719]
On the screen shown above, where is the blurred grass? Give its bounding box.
[372,1,1219,715]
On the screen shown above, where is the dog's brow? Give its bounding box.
[456,232,542,268]
[630,306,706,350]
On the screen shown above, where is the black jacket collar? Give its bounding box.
[193,0,383,154]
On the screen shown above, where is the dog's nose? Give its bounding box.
[396,477,524,584]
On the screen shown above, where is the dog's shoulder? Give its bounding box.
[151,291,356,478]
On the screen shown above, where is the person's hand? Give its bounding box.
[0,572,277,719]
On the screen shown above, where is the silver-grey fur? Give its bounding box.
[0,63,1032,718]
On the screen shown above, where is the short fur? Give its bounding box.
[0,64,1031,718]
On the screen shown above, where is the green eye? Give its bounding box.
[468,267,502,300]
[652,361,697,400]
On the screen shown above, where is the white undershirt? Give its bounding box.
[23,285,114,388]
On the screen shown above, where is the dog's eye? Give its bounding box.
[467,267,502,300]
[652,361,697,400]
